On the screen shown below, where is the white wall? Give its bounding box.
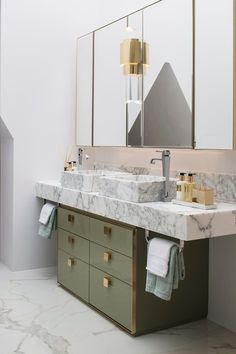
[0,118,14,269]
[1,0,236,335]
[0,0,158,270]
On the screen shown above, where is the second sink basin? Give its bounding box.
[97,174,177,203]
[60,170,130,192]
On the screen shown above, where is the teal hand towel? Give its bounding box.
[38,207,56,239]
[145,245,185,301]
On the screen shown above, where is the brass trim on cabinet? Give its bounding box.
[131,228,137,335]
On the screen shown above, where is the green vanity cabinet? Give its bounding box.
[90,218,133,257]
[57,208,90,302]
[57,207,90,239]
[90,266,132,330]
[58,228,89,263]
[58,249,89,302]
[90,242,132,285]
[57,206,209,336]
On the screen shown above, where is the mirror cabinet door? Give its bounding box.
[195,0,234,149]
[93,18,127,146]
[75,0,234,150]
[76,34,93,146]
[126,11,143,147]
[142,0,193,148]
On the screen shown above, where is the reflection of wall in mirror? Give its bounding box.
[128,62,192,147]
[128,0,193,147]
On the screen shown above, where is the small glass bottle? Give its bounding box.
[71,161,77,171]
[185,173,196,202]
[176,173,186,201]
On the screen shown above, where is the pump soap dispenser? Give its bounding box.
[185,173,196,202]
[176,173,186,201]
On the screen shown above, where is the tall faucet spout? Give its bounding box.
[150,150,171,202]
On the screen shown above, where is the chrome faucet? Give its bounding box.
[78,148,84,167]
[78,147,89,168]
[150,150,171,202]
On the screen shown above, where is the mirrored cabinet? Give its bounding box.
[142,0,193,147]
[76,0,235,150]
[195,0,235,149]
[93,18,127,146]
[76,33,93,146]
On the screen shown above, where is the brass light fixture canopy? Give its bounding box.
[120,38,149,76]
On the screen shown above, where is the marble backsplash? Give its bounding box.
[95,162,236,203]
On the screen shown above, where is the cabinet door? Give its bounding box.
[143,0,193,148]
[195,0,234,149]
[90,266,132,330]
[58,249,89,302]
[76,33,93,146]
[93,18,126,146]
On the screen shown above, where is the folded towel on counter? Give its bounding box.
[38,203,57,239]
[146,238,176,278]
[145,243,185,301]
[39,203,56,225]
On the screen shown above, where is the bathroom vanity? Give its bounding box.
[57,205,208,336]
[35,175,236,335]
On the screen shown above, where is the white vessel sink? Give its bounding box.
[60,170,130,192]
[97,174,177,203]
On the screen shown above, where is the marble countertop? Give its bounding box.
[35,180,236,242]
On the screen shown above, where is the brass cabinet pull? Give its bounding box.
[104,226,112,236]
[103,276,112,288]
[68,235,75,245]
[68,214,75,223]
[67,257,76,267]
[103,252,112,262]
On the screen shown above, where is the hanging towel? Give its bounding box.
[146,238,176,278]
[38,204,57,239]
[145,244,185,301]
[39,203,56,225]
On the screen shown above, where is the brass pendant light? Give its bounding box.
[120,38,149,104]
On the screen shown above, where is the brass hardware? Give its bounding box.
[68,235,75,245]
[67,257,76,267]
[104,226,112,236]
[103,252,112,262]
[68,214,75,223]
[103,276,112,288]
[120,38,149,76]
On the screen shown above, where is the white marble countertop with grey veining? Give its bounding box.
[35,180,236,242]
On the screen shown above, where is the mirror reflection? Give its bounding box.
[76,0,194,148]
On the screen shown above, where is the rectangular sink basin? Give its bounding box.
[60,170,130,192]
[97,175,177,203]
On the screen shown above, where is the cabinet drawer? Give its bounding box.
[58,249,89,302]
[57,207,90,239]
[90,242,132,285]
[58,228,89,263]
[90,218,133,257]
[90,266,132,331]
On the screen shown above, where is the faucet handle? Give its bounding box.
[78,148,83,158]
[156,150,170,156]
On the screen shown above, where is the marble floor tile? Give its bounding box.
[0,263,236,354]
